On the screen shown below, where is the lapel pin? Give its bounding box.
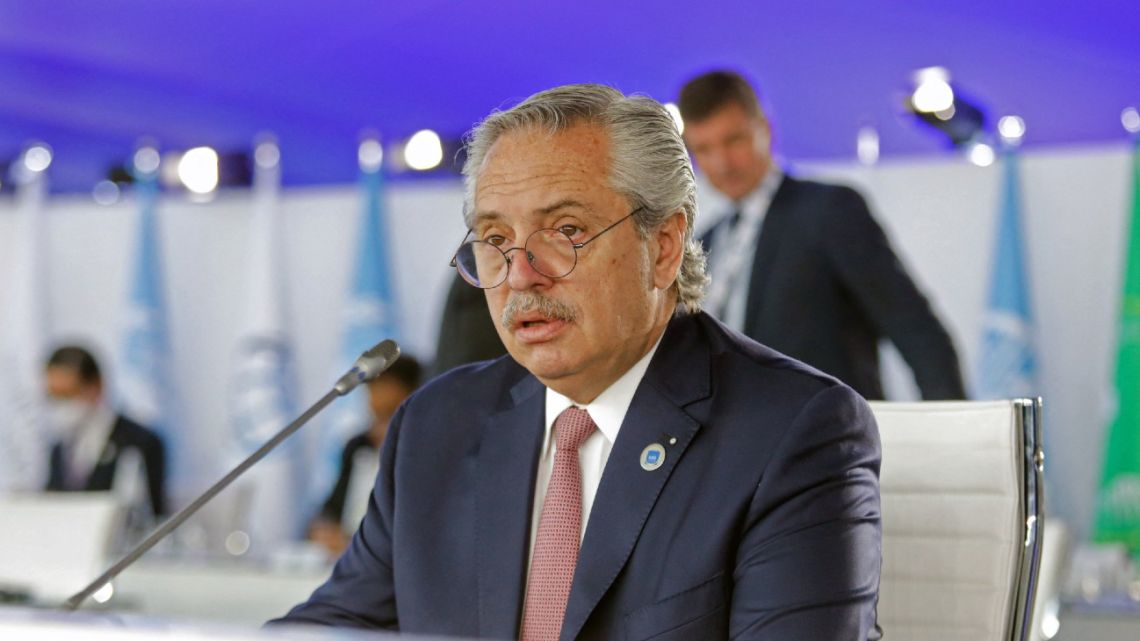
[640,443,666,471]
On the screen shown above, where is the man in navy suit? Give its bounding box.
[43,345,167,517]
[679,69,965,401]
[276,84,881,639]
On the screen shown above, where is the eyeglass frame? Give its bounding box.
[449,206,645,289]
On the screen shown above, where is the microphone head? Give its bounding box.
[334,339,401,395]
[359,339,401,378]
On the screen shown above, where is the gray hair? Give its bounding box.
[461,84,707,314]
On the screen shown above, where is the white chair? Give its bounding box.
[0,492,125,603]
[871,399,1044,641]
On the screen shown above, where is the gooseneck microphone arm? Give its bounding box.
[63,339,401,611]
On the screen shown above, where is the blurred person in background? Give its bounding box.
[679,69,965,400]
[430,271,508,377]
[307,354,422,555]
[43,345,167,517]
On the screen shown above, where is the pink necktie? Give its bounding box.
[521,406,597,641]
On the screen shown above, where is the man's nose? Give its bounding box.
[505,248,553,291]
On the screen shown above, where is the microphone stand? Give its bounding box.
[63,339,400,611]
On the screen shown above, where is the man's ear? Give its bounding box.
[652,211,687,291]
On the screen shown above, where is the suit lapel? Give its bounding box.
[475,371,545,639]
[744,176,796,333]
[559,314,712,641]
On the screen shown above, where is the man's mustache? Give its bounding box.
[501,291,578,329]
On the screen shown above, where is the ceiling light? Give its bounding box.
[404,130,443,171]
[857,126,879,165]
[1123,107,1140,134]
[664,103,684,134]
[359,138,384,172]
[22,144,53,173]
[911,67,954,114]
[178,146,220,194]
[967,141,996,167]
[998,115,1026,144]
[133,146,161,175]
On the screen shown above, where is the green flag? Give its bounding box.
[1095,136,1140,552]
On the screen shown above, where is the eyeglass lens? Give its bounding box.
[455,229,578,288]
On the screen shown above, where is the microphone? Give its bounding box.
[334,339,401,395]
[62,339,401,611]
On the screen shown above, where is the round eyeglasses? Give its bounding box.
[450,208,641,289]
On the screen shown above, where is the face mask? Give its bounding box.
[46,398,93,438]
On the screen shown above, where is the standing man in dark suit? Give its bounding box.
[679,70,966,400]
[43,345,167,518]
[275,84,881,639]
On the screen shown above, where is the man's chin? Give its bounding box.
[509,344,576,382]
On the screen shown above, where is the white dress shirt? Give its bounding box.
[526,332,664,574]
[64,403,116,486]
[705,168,784,331]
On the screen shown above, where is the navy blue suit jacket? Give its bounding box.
[702,175,965,401]
[277,311,881,639]
[46,414,167,517]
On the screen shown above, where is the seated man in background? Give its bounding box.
[275,84,881,639]
[44,345,167,518]
[308,355,423,555]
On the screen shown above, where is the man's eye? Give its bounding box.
[484,235,508,246]
[557,225,582,237]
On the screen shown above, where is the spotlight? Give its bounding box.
[910,67,954,114]
[106,145,249,198]
[967,141,996,167]
[386,130,464,177]
[22,144,53,173]
[358,138,383,173]
[906,68,987,148]
[157,147,251,193]
[92,180,121,205]
[254,139,281,171]
[178,146,220,194]
[857,126,880,165]
[133,146,161,175]
[998,115,1026,145]
[664,103,684,134]
[1124,107,1140,134]
[404,130,443,171]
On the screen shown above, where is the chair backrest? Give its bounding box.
[871,399,1044,641]
[0,492,124,603]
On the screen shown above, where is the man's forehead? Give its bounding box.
[472,126,617,224]
[470,199,599,226]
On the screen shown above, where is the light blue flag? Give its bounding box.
[118,160,179,490]
[311,161,400,512]
[975,147,1038,398]
[227,142,304,547]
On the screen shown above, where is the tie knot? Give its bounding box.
[728,207,742,229]
[554,406,596,451]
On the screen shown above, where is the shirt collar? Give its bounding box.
[541,331,665,457]
[736,166,784,221]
